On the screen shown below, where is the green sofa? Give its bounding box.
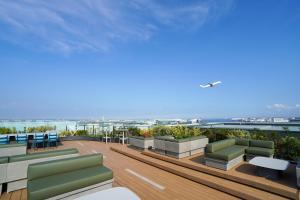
[205,138,274,170]
[6,148,79,192]
[27,154,113,200]
[0,143,27,157]
[246,139,274,159]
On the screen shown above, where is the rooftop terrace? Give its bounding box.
[1,140,299,200]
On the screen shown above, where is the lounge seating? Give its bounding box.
[0,135,9,145]
[17,134,27,144]
[205,138,274,170]
[33,133,45,149]
[47,132,58,147]
[6,148,79,192]
[27,154,113,200]
[246,139,274,160]
[0,157,8,194]
[0,143,27,157]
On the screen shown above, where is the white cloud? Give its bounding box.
[267,104,300,110]
[0,0,234,53]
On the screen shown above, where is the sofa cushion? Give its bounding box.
[28,154,102,181]
[9,148,78,163]
[0,143,26,148]
[28,166,113,200]
[0,157,8,164]
[250,140,274,149]
[235,138,249,146]
[206,145,246,161]
[246,147,274,157]
[207,139,236,153]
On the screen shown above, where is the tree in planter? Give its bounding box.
[151,126,171,137]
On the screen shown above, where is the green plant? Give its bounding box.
[26,125,55,133]
[60,130,74,136]
[128,127,141,136]
[74,130,88,136]
[0,127,17,134]
[151,126,202,139]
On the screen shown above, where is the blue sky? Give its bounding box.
[0,0,299,119]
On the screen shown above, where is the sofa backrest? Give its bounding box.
[9,148,78,162]
[0,143,26,149]
[235,138,249,146]
[250,140,274,149]
[207,139,235,153]
[27,153,103,181]
[0,157,8,164]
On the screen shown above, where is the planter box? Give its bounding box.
[61,136,99,141]
[154,136,208,159]
[129,136,154,149]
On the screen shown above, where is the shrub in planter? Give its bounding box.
[152,126,208,158]
[128,128,154,149]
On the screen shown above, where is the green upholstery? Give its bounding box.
[28,166,113,200]
[0,157,8,164]
[206,138,275,163]
[0,143,26,148]
[235,138,249,146]
[246,147,274,157]
[9,148,78,163]
[250,140,274,149]
[27,154,113,200]
[28,154,102,181]
[206,145,247,161]
[207,139,235,153]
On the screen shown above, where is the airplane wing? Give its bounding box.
[212,81,222,86]
[200,84,210,88]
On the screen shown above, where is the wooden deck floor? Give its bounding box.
[1,141,239,200]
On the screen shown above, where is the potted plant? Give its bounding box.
[153,126,208,158]
[128,127,154,149]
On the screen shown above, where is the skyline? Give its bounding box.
[0,1,300,119]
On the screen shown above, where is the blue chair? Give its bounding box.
[0,135,9,144]
[17,134,28,144]
[33,133,45,149]
[48,132,58,147]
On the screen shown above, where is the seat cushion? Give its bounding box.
[9,148,78,162]
[206,139,236,153]
[246,147,274,157]
[250,140,274,149]
[28,166,113,200]
[206,145,246,161]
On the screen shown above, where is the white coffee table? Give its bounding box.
[249,157,289,179]
[74,187,140,200]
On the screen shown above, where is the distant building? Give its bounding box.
[272,118,289,123]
